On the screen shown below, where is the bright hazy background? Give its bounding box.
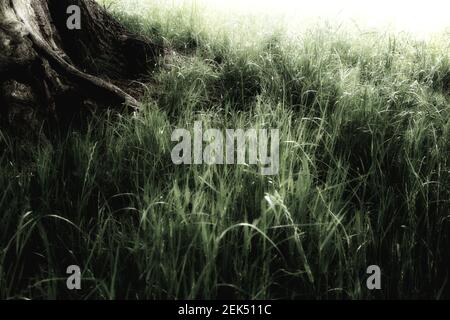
[114,0,450,37]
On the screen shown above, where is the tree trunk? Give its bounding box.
[0,0,160,138]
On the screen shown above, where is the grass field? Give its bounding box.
[0,0,449,299]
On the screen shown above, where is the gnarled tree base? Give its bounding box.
[0,0,160,138]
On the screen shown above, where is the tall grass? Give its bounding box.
[0,0,449,299]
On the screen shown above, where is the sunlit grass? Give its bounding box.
[0,0,449,299]
[102,0,450,39]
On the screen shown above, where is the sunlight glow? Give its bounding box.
[171,0,450,36]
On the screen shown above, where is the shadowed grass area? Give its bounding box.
[0,1,449,299]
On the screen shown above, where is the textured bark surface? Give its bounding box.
[0,0,160,138]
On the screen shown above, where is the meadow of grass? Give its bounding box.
[0,0,449,299]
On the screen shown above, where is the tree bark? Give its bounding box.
[0,0,160,137]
